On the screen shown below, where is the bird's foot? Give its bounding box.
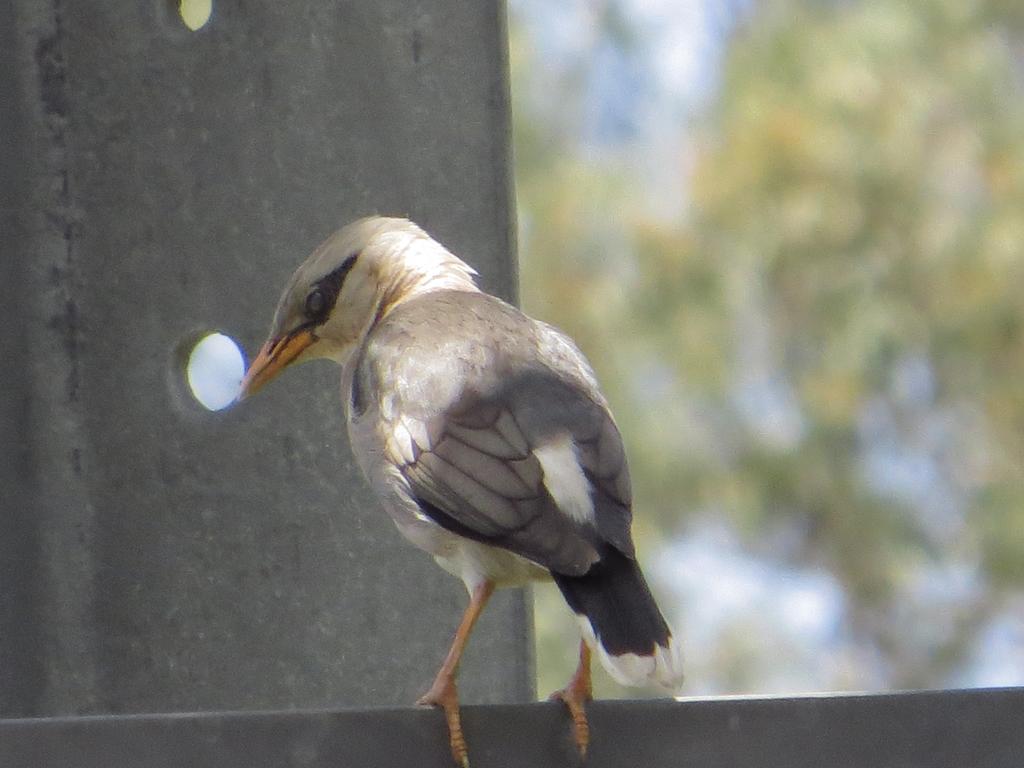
[549,681,592,759]
[417,676,470,768]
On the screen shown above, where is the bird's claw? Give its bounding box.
[418,677,470,768]
[549,687,591,760]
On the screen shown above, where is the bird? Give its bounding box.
[239,216,683,766]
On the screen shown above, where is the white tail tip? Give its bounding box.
[577,616,685,692]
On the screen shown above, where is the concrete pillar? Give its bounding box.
[0,0,530,717]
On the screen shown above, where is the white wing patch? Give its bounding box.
[534,434,594,524]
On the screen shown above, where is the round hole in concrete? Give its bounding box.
[178,0,212,31]
[186,332,244,411]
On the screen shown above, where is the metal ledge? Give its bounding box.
[2,688,1021,767]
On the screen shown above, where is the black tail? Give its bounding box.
[552,546,683,689]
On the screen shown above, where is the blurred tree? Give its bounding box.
[510,0,1024,697]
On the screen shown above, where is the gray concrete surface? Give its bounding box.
[2,689,1023,768]
[0,0,530,717]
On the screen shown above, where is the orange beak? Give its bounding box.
[239,328,316,400]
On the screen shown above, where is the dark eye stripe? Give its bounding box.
[305,253,358,323]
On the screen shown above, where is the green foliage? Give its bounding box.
[512,0,1024,696]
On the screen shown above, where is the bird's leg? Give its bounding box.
[549,638,593,759]
[417,580,495,768]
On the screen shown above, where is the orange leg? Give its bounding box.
[549,638,593,759]
[417,580,495,768]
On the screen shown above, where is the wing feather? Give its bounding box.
[394,389,630,575]
[446,422,527,460]
[408,452,520,533]
[358,291,636,576]
[494,410,531,455]
[434,435,536,499]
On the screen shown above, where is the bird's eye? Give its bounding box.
[305,288,327,319]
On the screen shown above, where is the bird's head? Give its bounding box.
[239,216,478,399]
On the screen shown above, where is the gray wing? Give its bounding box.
[381,368,635,577]
[357,290,636,576]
